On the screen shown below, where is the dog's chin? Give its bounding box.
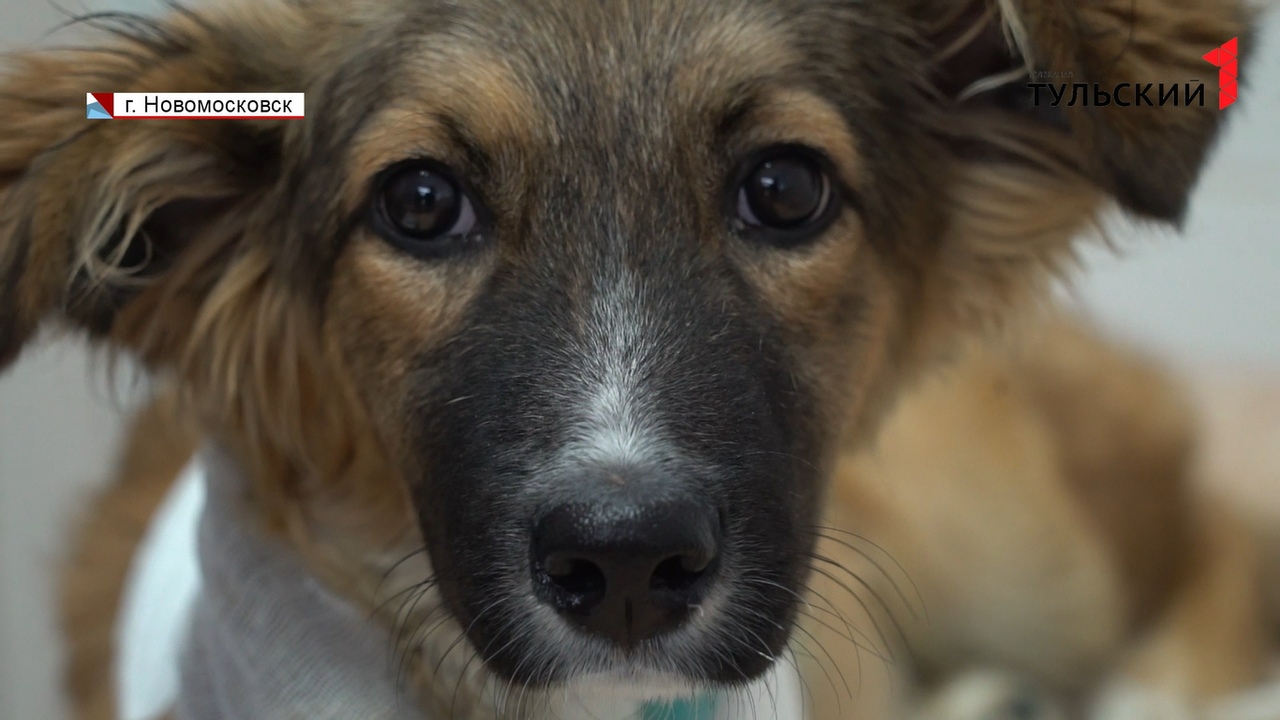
[566,671,711,704]
[490,671,729,720]
[517,650,780,690]
[474,593,792,691]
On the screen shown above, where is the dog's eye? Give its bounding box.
[372,160,481,257]
[733,146,838,246]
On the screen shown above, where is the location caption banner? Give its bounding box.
[87,93,305,120]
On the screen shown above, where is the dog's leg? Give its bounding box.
[1090,499,1269,720]
[60,389,198,720]
[1016,324,1273,717]
[912,669,1070,720]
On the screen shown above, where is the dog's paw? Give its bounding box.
[1087,682,1199,720]
[912,670,1069,720]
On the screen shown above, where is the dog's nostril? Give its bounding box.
[649,553,711,592]
[544,556,607,604]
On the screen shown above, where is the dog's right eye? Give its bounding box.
[371,160,483,258]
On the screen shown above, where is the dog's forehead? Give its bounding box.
[401,0,809,144]
[341,0,886,207]
[443,0,796,78]
[278,0,918,246]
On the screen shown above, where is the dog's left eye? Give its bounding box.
[372,160,482,257]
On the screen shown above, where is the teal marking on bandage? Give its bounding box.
[640,694,719,720]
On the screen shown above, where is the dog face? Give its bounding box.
[0,0,1246,697]
[336,2,906,685]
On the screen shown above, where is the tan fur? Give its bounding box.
[798,317,1272,718]
[1117,497,1268,699]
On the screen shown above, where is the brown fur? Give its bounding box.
[0,0,1268,717]
[60,391,198,720]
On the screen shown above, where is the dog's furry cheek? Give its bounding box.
[728,218,911,445]
[322,236,488,458]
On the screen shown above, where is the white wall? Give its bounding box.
[0,4,1277,719]
[1067,12,1280,366]
[0,4,158,719]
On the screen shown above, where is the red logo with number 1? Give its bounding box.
[1203,38,1239,110]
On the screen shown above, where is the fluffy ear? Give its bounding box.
[904,0,1251,343]
[927,0,1251,221]
[0,4,411,491]
[0,8,305,371]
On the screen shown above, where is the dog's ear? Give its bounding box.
[924,0,1250,222]
[900,0,1250,348]
[0,9,309,372]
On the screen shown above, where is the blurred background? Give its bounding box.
[0,1,1277,717]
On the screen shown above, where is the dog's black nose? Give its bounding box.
[532,498,721,647]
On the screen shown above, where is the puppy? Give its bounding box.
[0,0,1267,718]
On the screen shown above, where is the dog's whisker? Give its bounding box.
[374,545,431,596]
[805,550,918,632]
[808,587,892,664]
[735,574,882,660]
[785,624,848,713]
[736,619,782,720]
[393,597,448,697]
[390,585,443,674]
[791,590,891,663]
[449,647,486,719]
[784,613,853,701]
[392,590,459,692]
[474,620,532,717]
[372,574,436,624]
[429,595,505,683]
[809,525,929,622]
[455,602,527,720]
[504,659,540,720]
[404,602,461,674]
[803,560,903,660]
